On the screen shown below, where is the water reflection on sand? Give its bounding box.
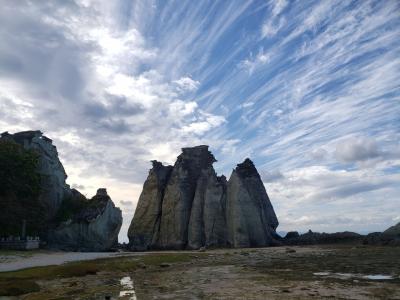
[313,272,395,280]
[119,276,137,300]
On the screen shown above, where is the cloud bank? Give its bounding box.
[1,0,399,241]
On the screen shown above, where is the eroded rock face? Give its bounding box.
[157,146,216,249]
[128,146,279,250]
[48,189,122,251]
[226,159,279,247]
[0,131,123,251]
[188,169,228,249]
[1,131,69,219]
[128,161,173,250]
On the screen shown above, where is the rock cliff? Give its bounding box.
[48,189,122,251]
[1,131,69,219]
[0,131,122,251]
[226,159,279,247]
[128,145,279,250]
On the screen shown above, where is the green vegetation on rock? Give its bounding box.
[0,140,41,198]
[53,192,87,224]
[0,140,45,236]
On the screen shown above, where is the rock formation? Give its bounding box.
[127,161,173,251]
[283,230,363,245]
[1,131,69,219]
[226,158,279,248]
[363,222,400,246]
[128,145,279,250]
[0,131,122,251]
[48,188,122,251]
[383,222,400,236]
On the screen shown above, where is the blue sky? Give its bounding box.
[0,0,399,242]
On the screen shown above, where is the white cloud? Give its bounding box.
[260,0,287,38]
[267,165,400,233]
[310,148,328,161]
[174,76,200,92]
[182,112,226,136]
[261,170,284,182]
[335,137,381,163]
[1,0,399,241]
[240,48,270,74]
[261,17,286,38]
[270,0,288,17]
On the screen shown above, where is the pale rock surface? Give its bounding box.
[48,189,122,251]
[157,145,216,249]
[128,161,173,250]
[128,146,279,250]
[226,159,279,247]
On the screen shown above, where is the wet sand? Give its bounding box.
[0,245,399,299]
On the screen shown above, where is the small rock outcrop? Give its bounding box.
[283,230,362,245]
[128,145,279,250]
[48,189,122,251]
[363,222,400,246]
[0,131,122,251]
[383,222,400,236]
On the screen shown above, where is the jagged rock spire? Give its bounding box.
[128,146,279,250]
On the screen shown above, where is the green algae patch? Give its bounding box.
[0,279,40,296]
[0,252,199,281]
[141,253,196,265]
[0,261,100,280]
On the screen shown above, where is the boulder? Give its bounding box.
[128,146,279,250]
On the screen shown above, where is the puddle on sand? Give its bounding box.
[313,272,330,276]
[313,272,395,281]
[119,276,137,300]
[362,274,394,280]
